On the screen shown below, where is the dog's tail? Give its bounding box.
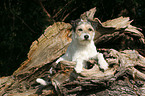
[36,78,51,86]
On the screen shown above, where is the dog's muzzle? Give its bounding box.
[84,35,89,40]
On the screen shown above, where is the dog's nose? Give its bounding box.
[84,35,89,40]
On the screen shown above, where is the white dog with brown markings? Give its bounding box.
[36,19,109,86]
[56,19,109,73]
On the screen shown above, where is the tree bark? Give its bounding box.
[0,8,145,96]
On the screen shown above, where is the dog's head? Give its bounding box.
[71,19,97,44]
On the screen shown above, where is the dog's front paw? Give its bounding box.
[56,57,64,63]
[74,67,82,73]
[99,60,109,71]
[97,53,109,71]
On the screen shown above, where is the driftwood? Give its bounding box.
[0,8,145,96]
[51,49,145,95]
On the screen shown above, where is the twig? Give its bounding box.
[62,7,78,21]
[9,10,36,34]
[39,0,51,18]
[53,0,73,19]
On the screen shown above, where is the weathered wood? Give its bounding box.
[0,22,72,96]
[13,22,72,77]
[0,7,145,96]
[51,49,145,95]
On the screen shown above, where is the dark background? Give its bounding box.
[0,0,145,76]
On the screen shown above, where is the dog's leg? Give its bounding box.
[56,57,65,63]
[36,78,51,86]
[97,53,109,71]
[56,52,70,63]
[49,56,66,74]
[74,59,83,73]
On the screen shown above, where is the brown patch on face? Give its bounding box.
[75,23,95,38]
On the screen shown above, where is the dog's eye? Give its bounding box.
[78,28,83,31]
[88,28,93,31]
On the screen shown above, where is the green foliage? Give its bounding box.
[0,0,145,76]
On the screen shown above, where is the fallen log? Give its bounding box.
[48,49,145,95]
[0,7,145,96]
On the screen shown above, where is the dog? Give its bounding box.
[56,19,109,73]
[36,19,109,85]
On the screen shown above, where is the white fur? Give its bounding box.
[36,78,48,86]
[36,20,109,86]
[56,21,109,73]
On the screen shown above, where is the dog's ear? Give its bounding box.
[88,20,98,30]
[71,20,76,29]
[71,19,81,31]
